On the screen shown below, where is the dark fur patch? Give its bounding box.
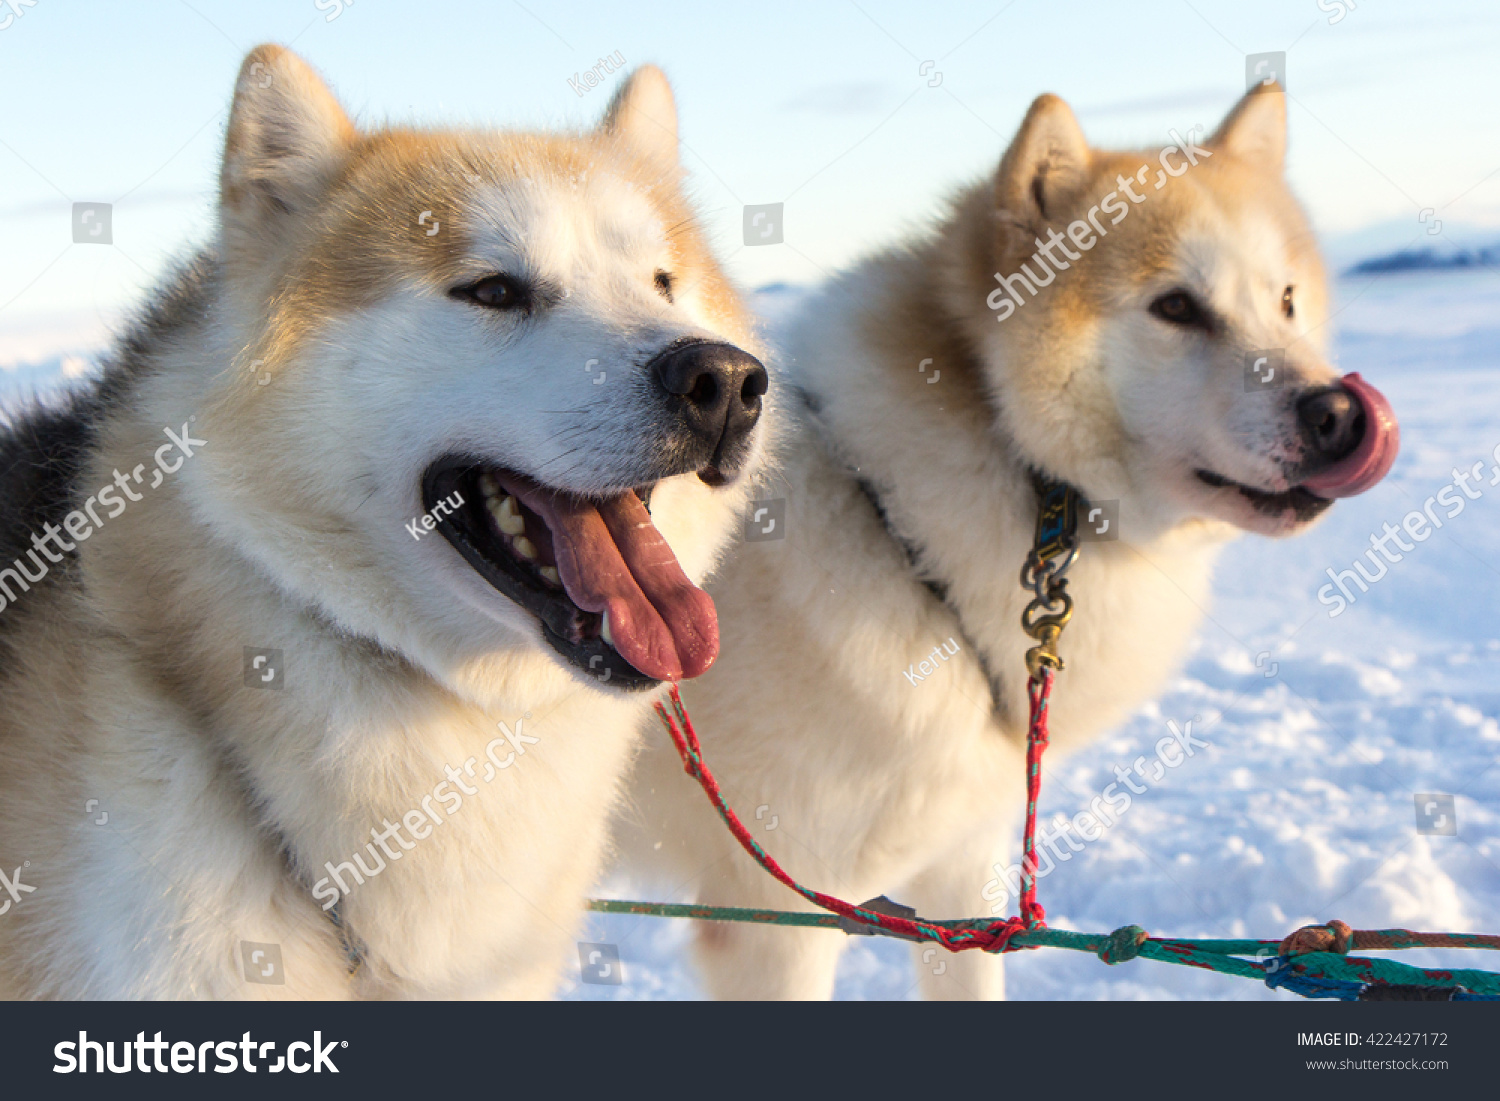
[0,251,218,655]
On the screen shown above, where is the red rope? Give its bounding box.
[653,668,1057,954]
[1017,667,1054,929]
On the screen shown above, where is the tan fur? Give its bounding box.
[615,87,1348,999]
[0,46,765,999]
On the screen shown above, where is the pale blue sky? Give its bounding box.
[2,0,1499,361]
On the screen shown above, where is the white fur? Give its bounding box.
[0,49,765,999]
[613,87,1346,999]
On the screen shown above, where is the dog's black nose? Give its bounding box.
[650,340,768,475]
[1297,385,1364,463]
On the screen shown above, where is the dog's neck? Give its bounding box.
[783,249,1038,722]
[786,235,1227,736]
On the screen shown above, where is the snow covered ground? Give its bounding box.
[4,270,1497,1000]
[569,270,1500,1000]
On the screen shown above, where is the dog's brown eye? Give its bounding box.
[1282,284,1295,319]
[1149,290,1208,329]
[654,269,674,303]
[451,274,529,312]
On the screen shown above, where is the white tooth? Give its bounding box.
[496,495,526,536]
[539,566,559,584]
[600,611,613,646]
[513,535,537,560]
[479,472,497,498]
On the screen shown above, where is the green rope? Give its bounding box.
[588,899,841,928]
[585,899,1500,998]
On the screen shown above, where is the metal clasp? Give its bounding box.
[1019,479,1082,680]
[1022,583,1073,678]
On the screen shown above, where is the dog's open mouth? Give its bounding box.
[422,457,718,690]
[1194,469,1334,522]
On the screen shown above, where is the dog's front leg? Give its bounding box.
[693,918,846,1001]
[901,838,1011,1001]
[686,860,847,999]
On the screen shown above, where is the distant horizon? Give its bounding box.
[5,259,1500,376]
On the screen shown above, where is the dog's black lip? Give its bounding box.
[421,456,659,692]
[1195,468,1334,522]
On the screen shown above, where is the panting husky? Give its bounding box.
[616,85,1398,999]
[0,46,771,998]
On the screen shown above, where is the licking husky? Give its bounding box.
[0,46,769,998]
[616,85,1397,999]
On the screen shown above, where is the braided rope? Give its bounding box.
[649,682,1046,953]
[1016,669,1053,930]
[585,899,1500,999]
[595,684,1500,1001]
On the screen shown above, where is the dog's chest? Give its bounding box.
[300,692,645,995]
[998,539,1220,755]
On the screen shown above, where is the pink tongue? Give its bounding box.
[506,483,718,682]
[1299,372,1400,498]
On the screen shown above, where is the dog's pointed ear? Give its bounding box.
[1209,84,1285,170]
[220,45,353,240]
[600,65,679,172]
[995,94,1091,229]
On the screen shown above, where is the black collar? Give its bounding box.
[851,473,1011,720]
[272,840,367,977]
[326,898,367,975]
[794,378,1085,722]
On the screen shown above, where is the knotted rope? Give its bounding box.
[586,686,1500,1001]
[584,481,1500,1000]
[647,679,1053,953]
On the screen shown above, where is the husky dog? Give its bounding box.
[0,46,770,998]
[617,86,1398,999]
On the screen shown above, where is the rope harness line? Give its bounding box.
[589,479,1500,1001]
[649,683,1035,954]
